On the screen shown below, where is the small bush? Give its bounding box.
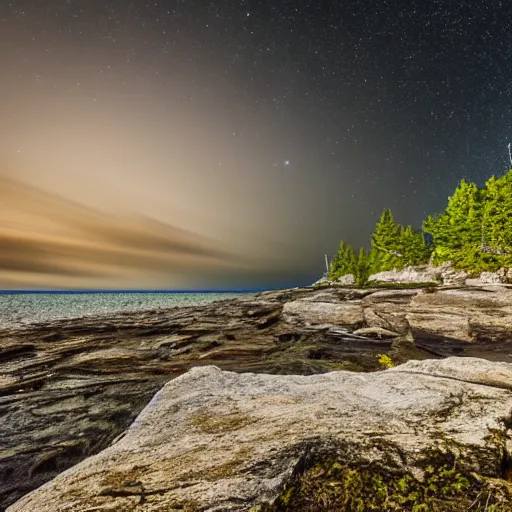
[377,354,395,368]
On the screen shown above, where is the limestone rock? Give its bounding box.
[369,265,440,284]
[311,276,329,286]
[467,268,512,286]
[6,285,512,508]
[480,271,504,284]
[0,290,387,509]
[388,331,429,364]
[361,289,417,335]
[9,359,512,512]
[407,287,512,342]
[282,298,363,328]
[336,273,355,285]
[440,268,468,286]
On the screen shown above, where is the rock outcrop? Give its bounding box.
[440,267,469,286]
[0,290,398,510]
[9,358,512,511]
[466,268,512,286]
[4,285,512,509]
[407,286,512,343]
[369,265,440,284]
[336,273,355,285]
[282,298,364,328]
[368,263,471,286]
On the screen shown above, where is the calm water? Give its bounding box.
[0,292,250,328]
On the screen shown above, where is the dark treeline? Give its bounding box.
[329,169,512,286]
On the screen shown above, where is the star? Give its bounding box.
[284,160,290,166]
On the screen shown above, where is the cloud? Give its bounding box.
[0,177,246,289]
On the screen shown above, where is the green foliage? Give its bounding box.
[328,244,371,287]
[265,458,512,512]
[377,354,395,368]
[423,170,512,272]
[329,210,430,285]
[328,241,357,281]
[371,209,403,271]
[399,225,431,266]
[423,178,483,267]
[354,247,371,287]
[329,168,512,281]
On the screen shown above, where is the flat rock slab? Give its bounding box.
[10,357,512,511]
[282,299,364,327]
[408,287,512,342]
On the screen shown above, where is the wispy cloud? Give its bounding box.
[0,178,245,289]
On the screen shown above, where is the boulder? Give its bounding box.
[369,265,440,284]
[439,268,468,286]
[336,273,355,285]
[424,262,468,286]
[480,271,504,284]
[467,268,512,286]
[9,359,512,512]
[282,299,363,328]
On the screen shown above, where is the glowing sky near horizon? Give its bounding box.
[0,0,511,289]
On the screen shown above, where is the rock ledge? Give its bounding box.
[9,357,512,511]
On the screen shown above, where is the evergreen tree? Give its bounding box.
[328,168,512,284]
[423,179,482,266]
[482,171,512,253]
[371,209,403,270]
[328,241,357,280]
[399,225,430,266]
[328,241,346,280]
[423,172,512,271]
[346,244,357,274]
[354,247,371,286]
[367,246,383,275]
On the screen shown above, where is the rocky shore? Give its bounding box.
[3,283,512,510]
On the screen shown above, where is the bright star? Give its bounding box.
[284,160,290,165]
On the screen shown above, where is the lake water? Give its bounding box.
[0,291,250,328]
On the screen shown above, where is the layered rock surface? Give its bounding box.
[9,358,512,511]
[4,284,512,509]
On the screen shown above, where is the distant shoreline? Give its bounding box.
[0,289,262,294]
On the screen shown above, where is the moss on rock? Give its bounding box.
[263,457,512,512]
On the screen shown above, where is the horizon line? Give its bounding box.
[0,288,270,294]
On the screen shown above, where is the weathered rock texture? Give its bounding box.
[407,286,512,343]
[336,273,354,285]
[0,289,394,510]
[368,263,470,286]
[369,265,440,284]
[4,285,512,509]
[9,358,512,512]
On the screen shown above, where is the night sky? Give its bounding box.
[0,1,511,289]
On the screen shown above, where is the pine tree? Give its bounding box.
[482,171,512,253]
[371,209,403,270]
[328,241,358,280]
[346,244,357,274]
[354,247,371,286]
[327,169,512,283]
[399,225,430,266]
[328,241,346,280]
[423,179,482,266]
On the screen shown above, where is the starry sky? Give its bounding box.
[0,0,511,289]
